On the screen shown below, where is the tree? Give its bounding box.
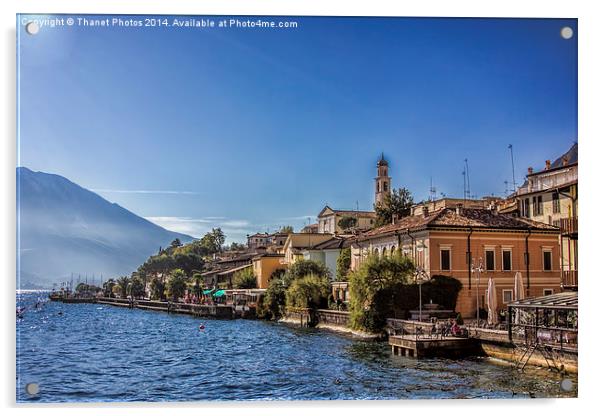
[229,242,247,251]
[285,274,330,310]
[374,187,414,227]
[173,252,204,276]
[233,267,257,289]
[170,238,183,249]
[279,225,294,234]
[190,272,204,298]
[264,278,287,319]
[116,276,130,299]
[149,277,166,300]
[102,279,116,297]
[337,216,357,232]
[336,247,352,281]
[200,228,225,254]
[348,252,415,332]
[166,269,187,301]
[283,259,331,285]
[128,275,146,299]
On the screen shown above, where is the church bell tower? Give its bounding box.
[375,153,391,206]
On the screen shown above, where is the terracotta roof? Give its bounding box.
[309,236,353,250]
[358,208,558,240]
[551,142,578,169]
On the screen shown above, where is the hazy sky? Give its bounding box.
[18,15,577,242]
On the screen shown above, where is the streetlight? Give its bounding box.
[414,266,430,322]
[471,258,484,326]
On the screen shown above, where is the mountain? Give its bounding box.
[17,167,193,288]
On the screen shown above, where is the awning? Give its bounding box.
[202,289,213,295]
[213,290,226,297]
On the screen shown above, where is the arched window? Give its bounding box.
[390,245,396,255]
[382,247,388,257]
[373,247,379,257]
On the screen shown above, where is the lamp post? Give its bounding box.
[471,258,484,326]
[414,266,430,322]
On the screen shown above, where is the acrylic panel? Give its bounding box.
[16,14,578,403]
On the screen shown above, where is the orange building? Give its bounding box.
[350,205,561,317]
[252,253,286,289]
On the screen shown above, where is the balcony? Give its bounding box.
[516,168,577,195]
[560,217,578,236]
[561,270,578,290]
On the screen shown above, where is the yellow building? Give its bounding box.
[515,143,578,290]
[252,254,285,289]
[317,206,376,234]
[282,233,333,265]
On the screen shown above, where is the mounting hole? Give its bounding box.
[25,22,40,35]
[560,379,573,392]
[560,27,574,40]
[25,382,39,396]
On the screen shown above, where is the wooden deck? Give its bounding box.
[389,335,478,358]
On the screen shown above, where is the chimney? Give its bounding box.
[562,156,569,166]
[422,206,429,217]
[527,167,533,175]
[456,203,463,215]
[392,213,399,225]
[545,160,551,170]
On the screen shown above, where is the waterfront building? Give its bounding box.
[252,253,286,289]
[317,206,376,234]
[350,204,561,317]
[247,232,270,249]
[515,143,578,290]
[301,223,319,233]
[301,235,353,279]
[282,233,333,265]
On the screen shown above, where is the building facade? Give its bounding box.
[301,236,352,279]
[515,143,578,290]
[317,206,376,234]
[351,205,561,318]
[252,253,286,289]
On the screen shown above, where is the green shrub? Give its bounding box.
[348,253,414,332]
[336,247,351,281]
[285,274,330,310]
[233,267,257,289]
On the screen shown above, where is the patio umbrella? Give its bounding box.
[487,277,498,325]
[513,272,525,324]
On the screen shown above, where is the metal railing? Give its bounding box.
[560,217,578,235]
[561,270,578,288]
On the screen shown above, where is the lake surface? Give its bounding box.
[16,291,577,402]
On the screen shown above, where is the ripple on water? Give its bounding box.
[16,292,577,402]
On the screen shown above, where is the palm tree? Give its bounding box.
[116,276,130,299]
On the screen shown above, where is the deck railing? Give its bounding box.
[560,217,578,235]
[561,270,578,289]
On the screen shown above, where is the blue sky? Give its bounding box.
[18,16,577,242]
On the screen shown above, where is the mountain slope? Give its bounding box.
[17,167,193,288]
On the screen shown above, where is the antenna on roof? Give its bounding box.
[462,169,466,203]
[508,144,517,192]
[464,159,471,200]
[429,177,437,201]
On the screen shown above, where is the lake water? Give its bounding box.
[16,291,577,402]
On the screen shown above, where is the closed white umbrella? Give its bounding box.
[487,277,498,325]
[513,272,525,324]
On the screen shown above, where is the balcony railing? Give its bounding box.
[560,217,578,235]
[561,270,578,289]
[516,168,577,195]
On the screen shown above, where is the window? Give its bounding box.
[440,249,451,271]
[543,250,553,271]
[503,289,513,304]
[502,249,512,271]
[533,196,543,216]
[376,182,380,192]
[383,182,389,192]
[523,199,530,217]
[552,193,560,214]
[543,289,554,296]
[485,249,495,271]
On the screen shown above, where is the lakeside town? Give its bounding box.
[48,142,578,374]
